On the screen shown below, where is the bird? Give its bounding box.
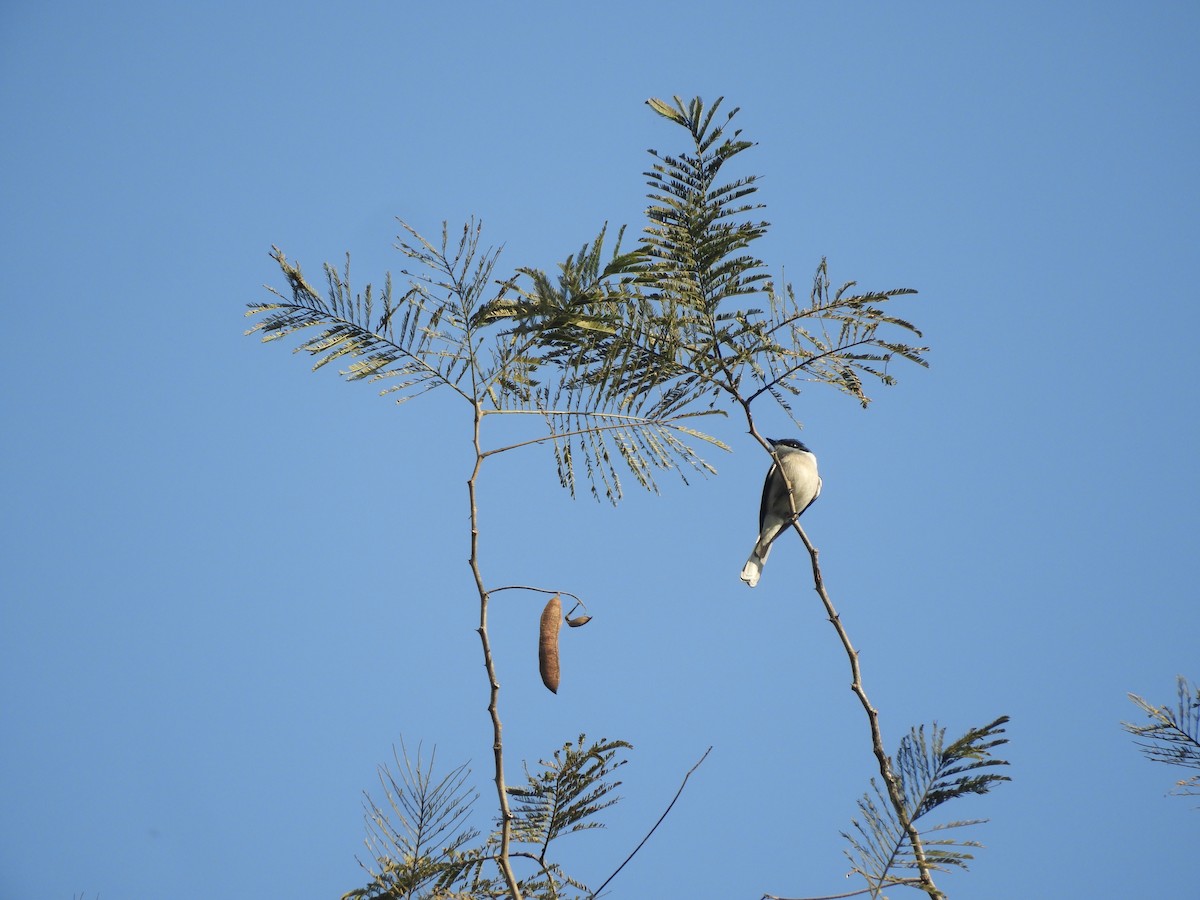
[740,438,822,588]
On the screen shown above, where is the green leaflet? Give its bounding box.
[842,717,1011,894]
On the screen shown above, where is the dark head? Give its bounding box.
[769,437,812,453]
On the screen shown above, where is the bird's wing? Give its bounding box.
[758,461,778,532]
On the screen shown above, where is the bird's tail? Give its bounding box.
[740,553,764,588]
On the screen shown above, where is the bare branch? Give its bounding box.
[590,747,712,897]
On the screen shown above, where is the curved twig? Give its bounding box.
[490,585,586,605]
[792,522,940,898]
[763,877,922,900]
[742,408,943,900]
[589,747,712,898]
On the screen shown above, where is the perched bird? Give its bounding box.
[740,438,822,588]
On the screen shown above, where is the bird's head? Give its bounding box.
[769,437,812,454]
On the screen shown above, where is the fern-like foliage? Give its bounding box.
[248,222,498,406]
[477,95,927,440]
[247,96,926,502]
[507,735,630,864]
[344,737,633,900]
[634,95,928,410]
[246,218,728,503]
[641,95,770,314]
[754,260,926,416]
[842,716,1011,895]
[1124,675,1200,798]
[482,224,729,501]
[344,743,494,900]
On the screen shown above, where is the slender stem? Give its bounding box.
[792,524,941,899]
[742,408,942,900]
[468,399,522,899]
[762,879,921,900]
[510,852,559,900]
[490,585,587,606]
[591,747,712,897]
[743,338,875,404]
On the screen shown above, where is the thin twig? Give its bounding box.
[468,399,522,900]
[490,585,586,604]
[490,585,591,620]
[762,875,923,900]
[589,747,712,897]
[792,523,941,899]
[763,884,908,900]
[511,852,561,900]
[743,410,942,900]
[743,338,876,404]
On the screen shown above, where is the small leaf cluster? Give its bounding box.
[478,95,927,441]
[842,716,1011,895]
[342,743,482,900]
[344,736,630,900]
[1124,675,1200,798]
[249,222,518,408]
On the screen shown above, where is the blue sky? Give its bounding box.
[2,2,1197,898]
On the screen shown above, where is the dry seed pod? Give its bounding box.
[565,614,592,628]
[538,594,562,693]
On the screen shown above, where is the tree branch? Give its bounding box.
[590,747,711,897]
[791,523,942,899]
[468,399,522,899]
[741,408,942,900]
[743,338,877,404]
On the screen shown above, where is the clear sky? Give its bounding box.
[2,2,1197,898]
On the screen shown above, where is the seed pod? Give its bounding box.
[565,614,592,628]
[538,594,562,694]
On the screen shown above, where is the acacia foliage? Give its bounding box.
[245,97,1010,900]
[247,96,928,504]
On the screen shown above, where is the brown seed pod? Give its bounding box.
[538,594,562,694]
[565,614,592,628]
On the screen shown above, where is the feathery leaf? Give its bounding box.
[842,717,1011,893]
[507,735,631,862]
[344,742,485,900]
[1124,676,1200,798]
